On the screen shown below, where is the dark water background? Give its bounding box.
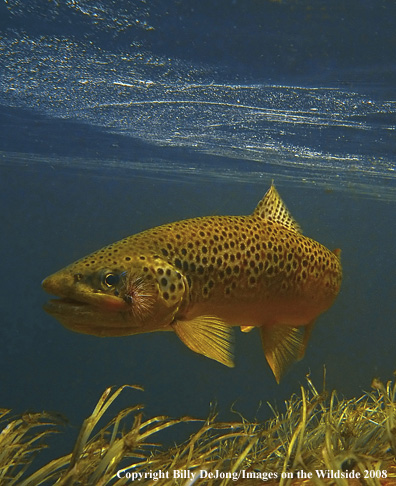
[0,0,395,472]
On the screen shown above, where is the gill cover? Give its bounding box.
[117,257,189,330]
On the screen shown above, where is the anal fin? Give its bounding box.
[300,319,316,360]
[240,325,255,333]
[172,316,234,368]
[260,325,305,383]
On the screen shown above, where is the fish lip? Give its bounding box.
[42,298,136,337]
[43,298,90,314]
[45,297,88,307]
[43,292,129,315]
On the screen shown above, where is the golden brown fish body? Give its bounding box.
[42,184,342,382]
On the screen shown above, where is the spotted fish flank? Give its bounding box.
[42,184,342,382]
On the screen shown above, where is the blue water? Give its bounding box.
[1,0,396,474]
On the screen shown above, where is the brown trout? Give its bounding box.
[42,184,342,382]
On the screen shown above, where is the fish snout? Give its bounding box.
[42,271,75,298]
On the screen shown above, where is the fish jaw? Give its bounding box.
[42,297,163,337]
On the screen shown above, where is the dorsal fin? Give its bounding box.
[253,183,302,233]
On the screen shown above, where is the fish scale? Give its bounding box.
[85,214,339,306]
[42,184,342,382]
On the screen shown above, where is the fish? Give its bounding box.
[42,183,342,382]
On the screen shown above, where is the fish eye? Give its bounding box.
[103,273,120,288]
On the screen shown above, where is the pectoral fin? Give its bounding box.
[172,316,234,368]
[260,325,305,383]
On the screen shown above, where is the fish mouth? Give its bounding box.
[43,297,91,312]
[43,297,90,325]
[43,297,138,337]
[43,291,129,318]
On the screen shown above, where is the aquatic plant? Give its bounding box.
[1,374,396,485]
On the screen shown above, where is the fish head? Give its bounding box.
[42,254,188,337]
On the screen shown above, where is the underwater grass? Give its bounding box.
[1,374,396,486]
